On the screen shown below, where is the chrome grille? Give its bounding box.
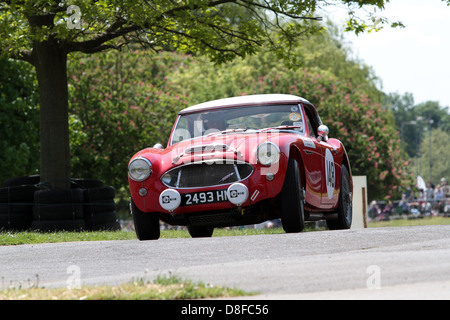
[161,162,253,188]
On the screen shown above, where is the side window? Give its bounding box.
[306,116,316,138]
[303,106,317,138]
[171,117,190,144]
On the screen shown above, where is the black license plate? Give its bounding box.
[181,189,228,206]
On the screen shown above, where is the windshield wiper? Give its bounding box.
[261,125,302,132]
[206,128,248,136]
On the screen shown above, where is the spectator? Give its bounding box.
[398,195,409,215]
[369,200,380,220]
[434,186,444,213]
[381,200,393,220]
[441,178,449,198]
[426,182,434,201]
[404,186,414,202]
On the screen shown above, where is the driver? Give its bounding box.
[205,117,227,131]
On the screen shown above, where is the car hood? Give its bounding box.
[132,130,297,174]
[167,130,293,165]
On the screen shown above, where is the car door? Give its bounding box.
[301,136,323,208]
[302,104,337,209]
[319,141,339,208]
[300,112,323,208]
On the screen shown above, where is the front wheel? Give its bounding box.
[130,198,160,240]
[280,158,305,233]
[327,165,352,230]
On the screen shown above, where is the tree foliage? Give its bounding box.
[1,0,410,189]
[68,50,187,190]
[167,48,408,200]
[0,58,39,183]
[64,24,411,200]
[413,128,450,184]
[384,92,450,159]
[0,0,409,63]
[1,0,449,195]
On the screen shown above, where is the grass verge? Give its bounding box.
[0,274,254,300]
[368,215,450,228]
[0,227,287,246]
[1,216,448,246]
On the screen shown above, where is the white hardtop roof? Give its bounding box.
[179,94,311,114]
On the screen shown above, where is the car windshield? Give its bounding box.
[170,104,305,145]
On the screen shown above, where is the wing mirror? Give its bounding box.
[153,143,164,149]
[317,125,329,142]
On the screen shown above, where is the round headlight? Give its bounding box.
[257,142,280,166]
[128,158,152,181]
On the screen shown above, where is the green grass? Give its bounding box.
[0,274,254,300]
[0,226,287,246]
[368,215,450,228]
[0,230,137,246]
[1,216,448,246]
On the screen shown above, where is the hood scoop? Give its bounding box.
[185,144,229,154]
[172,143,242,164]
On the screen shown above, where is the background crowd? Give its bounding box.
[369,177,450,221]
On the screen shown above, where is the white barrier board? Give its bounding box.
[352,176,368,229]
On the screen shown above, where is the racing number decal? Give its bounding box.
[325,148,335,199]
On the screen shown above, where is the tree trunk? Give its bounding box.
[33,40,71,189]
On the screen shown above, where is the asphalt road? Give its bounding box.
[1,225,450,299]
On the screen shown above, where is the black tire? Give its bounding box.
[83,186,115,202]
[327,165,352,230]
[87,220,121,231]
[0,212,32,231]
[33,189,84,220]
[85,210,118,227]
[187,225,214,238]
[84,199,116,214]
[33,188,84,204]
[130,198,160,240]
[31,219,85,232]
[2,175,40,187]
[0,185,38,203]
[83,186,117,231]
[0,185,37,231]
[0,202,33,214]
[280,158,305,233]
[83,186,116,214]
[71,178,104,189]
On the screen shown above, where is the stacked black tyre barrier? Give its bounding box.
[83,186,120,231]
[0,184,38,231]
[32,188,85,232]
[0,176,120,232]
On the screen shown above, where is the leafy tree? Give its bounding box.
[412,128,450,185]
[384,93,450,162]
[0,0,412,189]
[413,101,450,132]
[68,49,187,190]
[167,46,410,200]
[0,58,39,183]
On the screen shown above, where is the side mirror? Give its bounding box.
[153,143,164,149]
[317,125,329,142]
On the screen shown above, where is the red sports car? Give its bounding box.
[128,94,352,240]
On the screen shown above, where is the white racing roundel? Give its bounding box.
[227,183,249,206]
[325,148,335,200]
[159,189,181,212]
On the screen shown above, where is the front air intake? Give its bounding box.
[161,161,253,188]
